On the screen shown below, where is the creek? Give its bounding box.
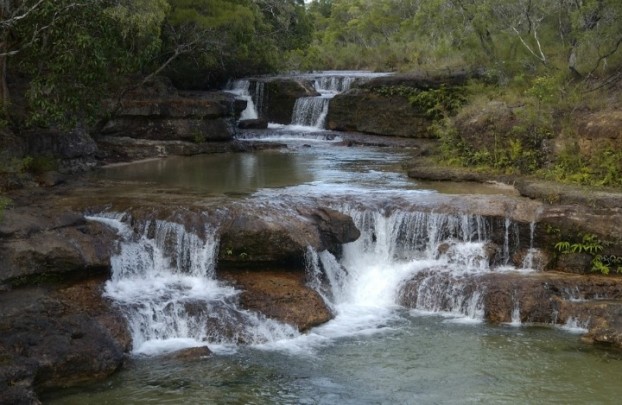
[46,73,622,403]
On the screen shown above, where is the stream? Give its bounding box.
[45,73,622,403]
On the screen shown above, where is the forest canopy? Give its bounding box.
[1,0,622,127]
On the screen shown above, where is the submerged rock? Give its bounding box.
[162,346,211,361]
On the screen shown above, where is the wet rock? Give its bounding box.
[0,279,130,402]
[261,78,319,124]
[0,218,116,287]
[220,270,333,331]
[555,253,594,275]
[218,206,359,268]
[238,118,268,130]
[582,302,622,347]
[400,270,622,347]
[162,346,211,361]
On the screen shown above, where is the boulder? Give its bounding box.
[327,71,480,138]
[327,88,432,138]
[0,209,116,287]
[220,270,333,331]
[0,279,130,402]
[162,346,211,361]
[218,205,360,268]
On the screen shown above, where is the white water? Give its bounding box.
[290,96,330,128]
[89,206,541,356]
[297,209,522,351]
[88,213,298,356]
[314,76,356,94]
[225,79,259,120]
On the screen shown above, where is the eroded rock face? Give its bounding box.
[0,208,116,287]
[576,110,622,158]
[328,88,432,137]
[97,81,238,163]
[101,92,235,142]
[220,270,333,331]
[327,72,477,138]
[24,127,99,174]
[399,270,622,348]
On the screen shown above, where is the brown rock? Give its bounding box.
[0,220,116,286]
[220,270,332,331]
[163,346,211,361]
[218,206,359,268]
[327,88,432,138]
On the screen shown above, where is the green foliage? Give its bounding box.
[0,195,11,222]
[408,86,467,120]
[164,0,312,87]
[8,0,167,127]
[555,234,621,274]
[23,156,58,175]
[545,146,622,187]
[192,131,206,144]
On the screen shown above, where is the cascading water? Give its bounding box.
[314,76,356,94]
[304,208,524,340]
[225,79,259,120]
[89,203,539,355]
[88,213,298,355]
[290,97,330,128]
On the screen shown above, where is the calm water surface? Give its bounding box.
[45,314,622,404]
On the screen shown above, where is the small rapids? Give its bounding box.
[88,213,299,356]
[89,205,538,356]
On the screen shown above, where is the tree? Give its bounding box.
[1,0,168,126]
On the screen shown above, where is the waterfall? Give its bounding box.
[290,97,330,128]
[90,205,544,355]
[88,213,298,355]
[306,209,502,326]
[254,81,265,118]
[314,76,356,94]
[225,79,259,120]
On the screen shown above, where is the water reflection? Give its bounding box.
[95,152,314,195]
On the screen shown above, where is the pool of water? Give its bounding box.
[44,313,622,404]
[95,130,516,198]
